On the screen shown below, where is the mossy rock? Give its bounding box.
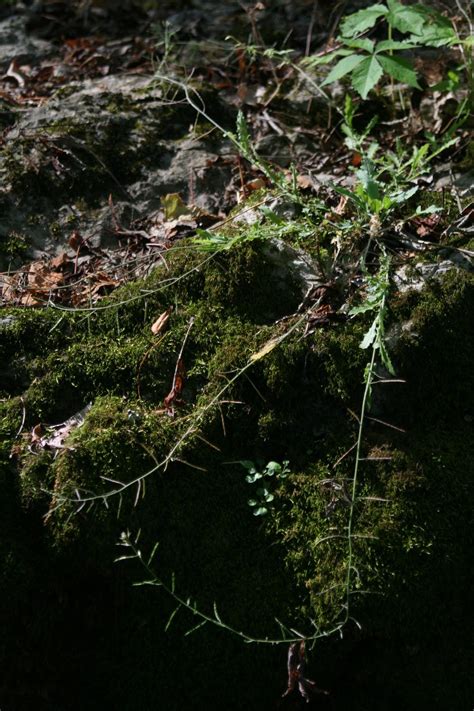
[0,236,473,709]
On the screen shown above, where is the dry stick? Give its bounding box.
[366,416,406,433]
[49,252,217,312]
[342,328,381,632]
[333,441,357,469]
[305,0,319,57]
[327,0,348,45]
[122,530,346,645]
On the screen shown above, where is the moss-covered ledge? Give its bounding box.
[0,238,473,709]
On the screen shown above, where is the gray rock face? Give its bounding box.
[0,65,234,268]
[0,15,52,68]
[393,253,473,293]
[262,237,322,296]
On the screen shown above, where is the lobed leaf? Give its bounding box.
[302,48,352,67]
[360,319,378,350]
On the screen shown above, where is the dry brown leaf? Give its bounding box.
[5,59,26,88]
[27,262,64,292]
[334,194,348,216]
[1,275,17,303]
[163,357,186,413]
[151,308,171,335]
[50,253,69,269]
[245,177,266,192]
[296,174,314,190]
[31,423,44,443]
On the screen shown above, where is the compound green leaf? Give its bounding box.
[351,56,383,99]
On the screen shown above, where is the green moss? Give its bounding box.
[1,227,473,708]
[393,269,474,424]
[0,230,28,259]
[0,397,22,465]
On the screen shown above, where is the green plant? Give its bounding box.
[240,459,290,516]
[349,251,394,379]
[341,249,394,622]
[331,95,456,224]
[306,0,457,99]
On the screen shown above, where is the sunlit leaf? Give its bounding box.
[375,40,416,52]
[265,461,282,475]
[349,301,377,316]
[193,229,237,252]
[360,319,378,350]
[356,159,381,200]
[161,192,191,220]
[301,48,352,67]
[390,185,419,203]
[340,4,387,37]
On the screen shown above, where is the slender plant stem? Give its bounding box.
[343,342,377,620]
